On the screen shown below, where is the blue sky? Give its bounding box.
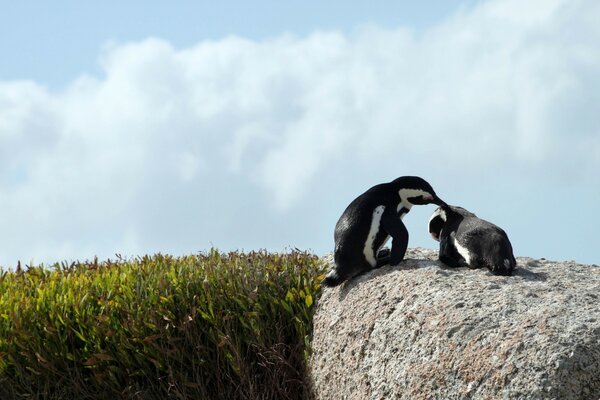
[1,1,471,88]
[1,0,599,267]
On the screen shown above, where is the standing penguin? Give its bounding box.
[322,176,446,287]
[428,205,516,276]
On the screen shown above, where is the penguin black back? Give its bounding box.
[323,176,446,287]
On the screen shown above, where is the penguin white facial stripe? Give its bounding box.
[363,205,385,267]
[428,208,447,241]
[451,231,472,265]
[428,208,447,225]
[398,188,432,211]
[397,194,414,213]
[398,188,429,201]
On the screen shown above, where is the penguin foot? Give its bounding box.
[376,248,391,259]
[375,248,391,268]
[322,269,344,287]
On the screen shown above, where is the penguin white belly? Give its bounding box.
[450,231,471,265]
[363,205,387,267]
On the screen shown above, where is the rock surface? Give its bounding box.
[310,248,600,400]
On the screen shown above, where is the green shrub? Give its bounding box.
[0,250,326,399]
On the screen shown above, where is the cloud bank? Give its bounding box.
[1,0,599,265]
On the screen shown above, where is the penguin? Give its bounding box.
[322,176,446,287]
[428,205,516,276]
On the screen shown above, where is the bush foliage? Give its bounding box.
[0,250,326,399]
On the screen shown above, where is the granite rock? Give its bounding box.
[310,248,600,400]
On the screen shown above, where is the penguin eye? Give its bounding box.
[408,194,430,204]
[406,196,420,205]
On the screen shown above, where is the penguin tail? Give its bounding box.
[321,269,345,287]
[491,257,516,276]
[505,257,517,273]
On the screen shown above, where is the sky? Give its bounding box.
[1,0,599,267]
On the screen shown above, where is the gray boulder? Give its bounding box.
[310,248,600,399]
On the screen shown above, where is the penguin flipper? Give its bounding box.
[439,234,461,268]
[380,211,409,266]
[375,248,391,268]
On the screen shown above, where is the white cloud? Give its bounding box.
[1,0,600,265]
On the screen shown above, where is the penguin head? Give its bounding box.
[394,176,447,207]
[428,205,476,241]
[428,206,447,242]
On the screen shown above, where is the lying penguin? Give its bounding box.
[322,176,446,287]
[428,205,516,276]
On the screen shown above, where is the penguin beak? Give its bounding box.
[431,196,447,207]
